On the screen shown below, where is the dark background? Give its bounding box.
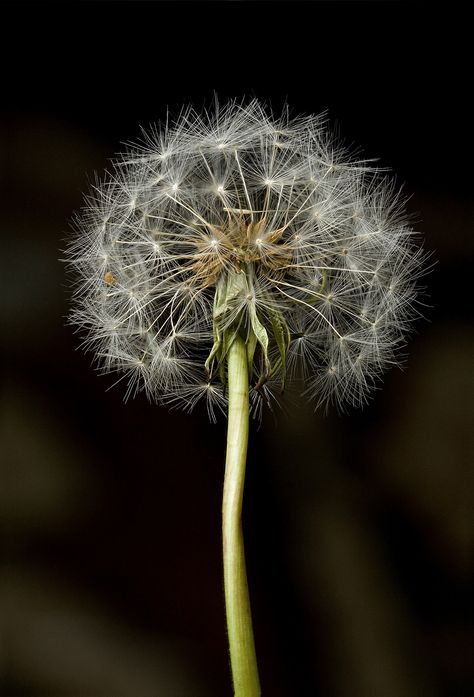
[1,2,472,696]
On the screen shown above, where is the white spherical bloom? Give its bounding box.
[65,99,427,417]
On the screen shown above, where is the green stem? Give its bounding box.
[223,334,261,697]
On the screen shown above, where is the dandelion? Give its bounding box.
[65,98,427,696]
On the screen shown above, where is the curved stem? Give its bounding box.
[223,334,261,697]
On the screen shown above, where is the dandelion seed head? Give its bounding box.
[65,98,427,416]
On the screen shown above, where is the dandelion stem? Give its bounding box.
[223,334,261,697]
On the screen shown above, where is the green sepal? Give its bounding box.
[246,329,257,380]
[206,273,247,386]
[205,278,225,376]
[248,302,270,376]
[269,309,291,390]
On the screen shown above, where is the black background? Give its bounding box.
[1,3,473,696]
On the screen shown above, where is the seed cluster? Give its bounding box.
[66,100,426,418]
[189,213,292,288]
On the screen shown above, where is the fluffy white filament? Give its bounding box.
[65,99,426,417]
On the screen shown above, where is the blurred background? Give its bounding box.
[1,2,472,696]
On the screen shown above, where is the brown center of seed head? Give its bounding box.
[190,213,293,288]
